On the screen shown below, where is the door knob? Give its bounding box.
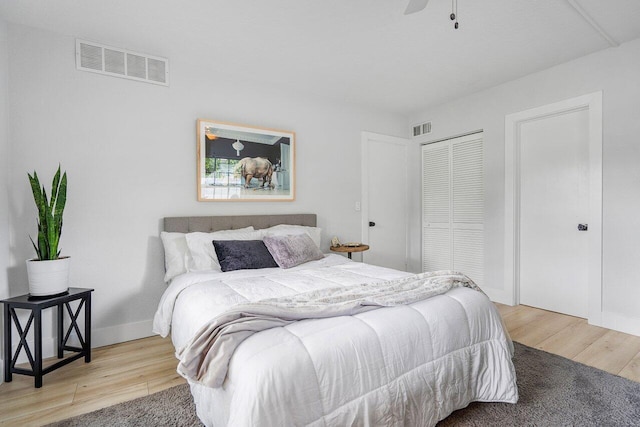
[369,221,376,227]
[578,224,588,231]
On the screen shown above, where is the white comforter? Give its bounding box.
[153,254,518,426]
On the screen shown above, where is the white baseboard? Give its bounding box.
[8,336,58,365]
[0,336,57,386]
[601,311,640,337]
[483,289,640,338]
[2,311,638,388]
[91,319,155,348]
[0,319,156,385]
[484,287,514,306]
[480,290,639,337]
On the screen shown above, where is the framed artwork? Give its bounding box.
[196,119,295,201]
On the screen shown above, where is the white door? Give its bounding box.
[519,108,589,318]
[361,132,409,270]
[422,133,484,286]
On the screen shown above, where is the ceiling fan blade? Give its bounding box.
[404,0,430,15]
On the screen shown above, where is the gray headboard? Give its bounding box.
[164,214,317,233]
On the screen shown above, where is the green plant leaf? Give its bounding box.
[50,165,61,212]
[37,220,48,259]
[44,188,58,259]
[28,172,46,225]
[53,172,67,238]
[28,167,67,260]
[29,235,40,260]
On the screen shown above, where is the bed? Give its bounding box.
[153,214,518,426]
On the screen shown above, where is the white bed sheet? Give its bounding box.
[153,254,518,426]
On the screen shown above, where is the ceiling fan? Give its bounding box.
[404,0,460,29]
[404,0,430,15]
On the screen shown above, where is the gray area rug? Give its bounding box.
[439,343,640,427]
[51,342,640,426]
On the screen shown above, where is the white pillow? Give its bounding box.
[160,232,192,283]
[185,227,261,271]
[263,224,322,249]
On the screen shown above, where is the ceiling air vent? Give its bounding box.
[412,121,432,138]
[76,39,169,86]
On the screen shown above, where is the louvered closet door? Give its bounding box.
[422,143,451,272]
[422,133,484,286]
[451,136,484,285]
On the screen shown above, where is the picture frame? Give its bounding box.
[196,119,295,202]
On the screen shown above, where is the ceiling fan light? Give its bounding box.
[232,140,244,156]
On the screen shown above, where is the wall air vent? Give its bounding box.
[75,39,169,86]
[412,121,432,138]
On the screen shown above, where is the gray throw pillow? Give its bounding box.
[263,234,324,269]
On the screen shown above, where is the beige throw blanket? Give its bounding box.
[176,270,482,387]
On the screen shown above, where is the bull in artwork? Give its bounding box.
[234,157,274,189]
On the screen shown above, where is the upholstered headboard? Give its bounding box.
[164,214,317,233]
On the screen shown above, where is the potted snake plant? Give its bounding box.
[26,165,70,296]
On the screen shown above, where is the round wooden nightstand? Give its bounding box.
[329,244,370,260]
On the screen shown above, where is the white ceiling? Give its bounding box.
[1,0,640,115]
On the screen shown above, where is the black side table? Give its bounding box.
[2,287,94,388]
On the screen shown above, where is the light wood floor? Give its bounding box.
[1,304,639,426]
[496,303,640,381]
[0,336,185,426]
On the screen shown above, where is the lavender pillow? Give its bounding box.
[263,233,324,269]
[212,240,278,272]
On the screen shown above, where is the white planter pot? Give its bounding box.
[26,257,70,297]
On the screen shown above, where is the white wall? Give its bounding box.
[409,37,640,335]
[3,23,406,350]
[0,18,9,381]
[0,20,9,298]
